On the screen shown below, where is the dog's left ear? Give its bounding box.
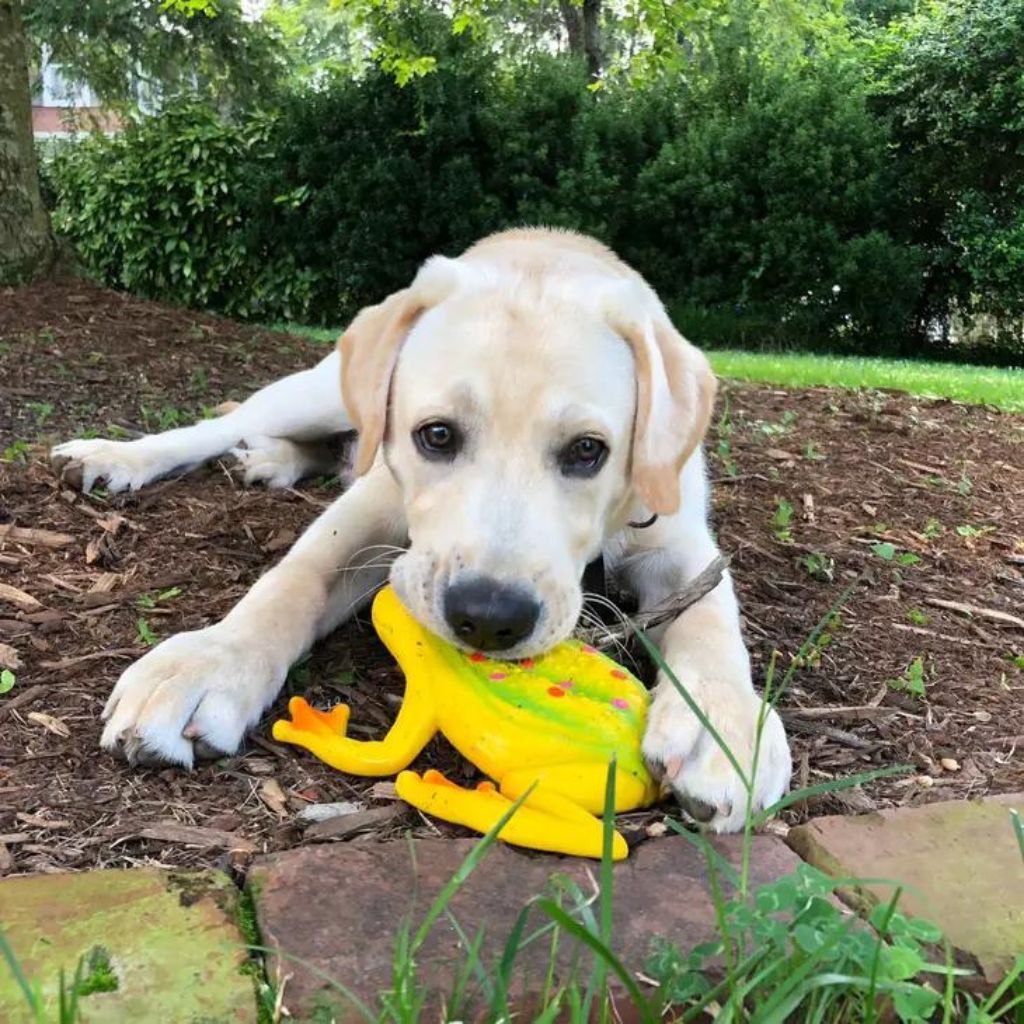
[602,281,717,516]
[340,256,470,475]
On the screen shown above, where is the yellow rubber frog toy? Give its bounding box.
[272,585,658,860]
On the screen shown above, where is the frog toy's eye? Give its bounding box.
[560,435,608,478]
[414,420,461,461]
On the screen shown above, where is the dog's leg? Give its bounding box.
[617,456,792,833]
[100,463,405,766]
[52,348,347,493]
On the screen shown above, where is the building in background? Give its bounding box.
[31,49,120,139]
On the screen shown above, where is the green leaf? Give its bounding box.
[872,542,896,561]
[0,670,15,695]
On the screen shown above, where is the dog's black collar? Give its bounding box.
[627,513,659,530]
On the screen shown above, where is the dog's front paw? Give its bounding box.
[51,437,172,493]
[642,674,792,833]
[100,627,283,767]
[229,436,315,489]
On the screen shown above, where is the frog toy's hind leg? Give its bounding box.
[396,763,641,860]
[273,694,437,776]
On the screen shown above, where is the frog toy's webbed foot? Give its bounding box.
[273,695,436,776]
[396,768,630,861]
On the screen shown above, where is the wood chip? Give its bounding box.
[0,642,22,670]
[262,529,297,553]
[0,684,47,720]
[369,781,399,801]
[297,801,366,824]
[26,711,70,738]
[303,804,403,843]
[0,842,12,874]
[0,524,74,548]
[87,572,120,595]
[16,812,72,830]
[258,778,290,819]
[40,647,138,670]
[785,705,896,721]
[0,583,43,612]
[137,820,256,852]
[924,598,1024,629]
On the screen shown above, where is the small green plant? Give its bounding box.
[871,542,921,566]
[756,411,797,438]
[957,472,973,496]
[0,669,15,694]
[189,366,210,393]
[141,405,187,432]
[802,441,825,461]
[136,618,159,646]
[1009,653,1024,671]
[955,524,995,544]
[714,401,739,478]
[26,401,55,426]
[2,439,32,462]
[799,551,835,582]
[906,608,929,626]
[771,498,794,543]
[76,946,118,997]
[888,656,927,699]
[136,586,183,610]
[922,517,944,540]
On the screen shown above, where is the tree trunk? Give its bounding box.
[560,0,603,80]
[0,0,56,285]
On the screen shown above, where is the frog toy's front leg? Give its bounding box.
[397,762,646,860]
[272,679,437,775]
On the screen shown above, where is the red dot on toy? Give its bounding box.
[520,658,535,669]
[582,645,597,654]
[612,698,629,710]
[558,679,574,689]
[547,686,566,698]
[470,652,486,663]
[610,669,627,680]
[490,672,507,681]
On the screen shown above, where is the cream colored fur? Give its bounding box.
[54,228,791,831]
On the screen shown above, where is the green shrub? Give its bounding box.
[625,60,924,353]
[50,103,314,321]
[872,0,1024,356]
[49,2,1024,361]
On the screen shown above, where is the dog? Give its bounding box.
[51,228,791,832]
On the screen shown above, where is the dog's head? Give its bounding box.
[340,254,715,657]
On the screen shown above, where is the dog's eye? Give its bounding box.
[560,435,608,477]
[414,420,460,460]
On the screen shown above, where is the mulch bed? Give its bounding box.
[1,278,1022,879]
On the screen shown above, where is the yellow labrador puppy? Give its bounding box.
[54,228,791,831]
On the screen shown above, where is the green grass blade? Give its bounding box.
[536,900,656,1024]
[246,945,377,1022]
[1011,809,1024,863]
[634,629,750,791]
[753,764,911,825]
[775,579,860,705]
[585,758,618,1019]
[864,887,902,1024]
[0,927,44,1018]
[442,915,489,1017]
[411,783,534,953]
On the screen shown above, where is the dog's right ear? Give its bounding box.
[340,256,470,475]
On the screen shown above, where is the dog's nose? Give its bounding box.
[443,577,541,652]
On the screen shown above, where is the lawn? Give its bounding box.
[706,349,1024,413]
[275,323,1023,414]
